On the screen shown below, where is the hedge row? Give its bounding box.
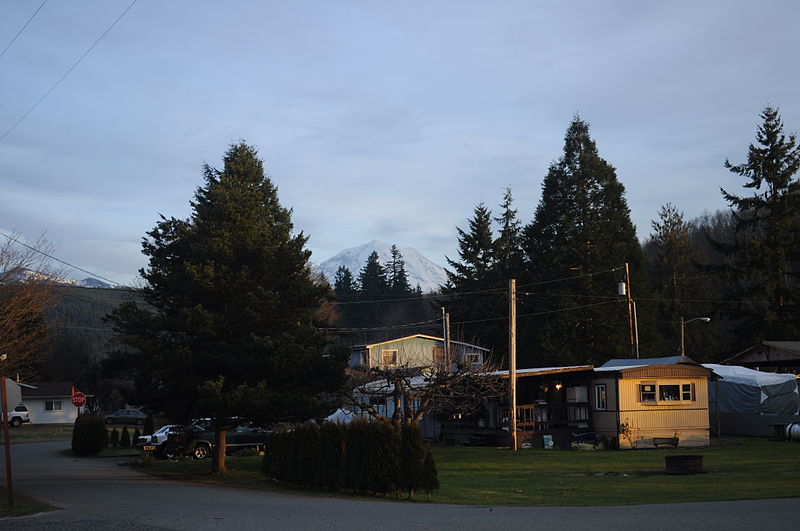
[262,420,439,498]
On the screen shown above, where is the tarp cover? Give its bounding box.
[704,364,799,415]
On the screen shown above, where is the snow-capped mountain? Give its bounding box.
[317,240,447,293]
[1,268,111,288]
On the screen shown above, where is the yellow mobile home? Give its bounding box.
[593,357,713,449]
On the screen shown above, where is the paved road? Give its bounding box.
[2,441,799,530]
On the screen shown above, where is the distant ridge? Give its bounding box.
[317,240,447,293]
[1,268,111,288]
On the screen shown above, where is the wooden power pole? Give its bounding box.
[509,279,517,451]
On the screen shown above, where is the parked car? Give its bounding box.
[104,408,147,425]
[136,424,180,446]
[6,404,30,427]
[158,422,268,460]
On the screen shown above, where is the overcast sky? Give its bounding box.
[1,1,798,285]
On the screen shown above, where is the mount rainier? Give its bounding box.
[316,240,447,293]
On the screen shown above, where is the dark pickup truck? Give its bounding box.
[158,423,268,460]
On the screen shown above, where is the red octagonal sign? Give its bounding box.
[71,392,86,408]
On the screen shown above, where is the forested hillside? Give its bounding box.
[44,286,143,382]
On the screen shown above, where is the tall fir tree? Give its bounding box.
[645,203,711,356]
[714,106,800,342]
[106,142,344,474]
[357,251,388,299]
[385,244,413,295]
[443,203,506,361]
[445,203,494,290]
[522,116,646,366]
[491,187,524,284]
[333,265,358,301]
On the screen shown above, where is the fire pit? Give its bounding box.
[665,454,704,475]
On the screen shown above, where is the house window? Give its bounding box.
[659,384,680,401]
[682,383,696,401]
[640,382,697,403]
[359,351,369,367]
[465,353,480,367]
[382,349,398,367]
[640,383,656,402]
[594,384,607,411]
[45,400,62,411]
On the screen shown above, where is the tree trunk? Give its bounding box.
[213,427,228,474]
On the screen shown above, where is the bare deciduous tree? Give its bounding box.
[0,231,61,379]
[341,358,505,426]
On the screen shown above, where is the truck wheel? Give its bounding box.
[10,417,22,428]
[193,443,210,460]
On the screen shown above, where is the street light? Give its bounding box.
[680,316,711,356]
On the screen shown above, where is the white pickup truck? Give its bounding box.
[5,404,30,427]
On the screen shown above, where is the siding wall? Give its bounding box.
[24,398,79,424]
[368,337,438,368]
[616,376,710,448]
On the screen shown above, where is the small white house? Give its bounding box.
[21,381,82,424]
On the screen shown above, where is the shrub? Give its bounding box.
[421,448,440,501]
[120,427,131,448]
[368,421,399,495]
[110,428,120,449]
[133,427,141,443]
[399,423,426,498]
[318,422,345,490]
[72,415,108,456]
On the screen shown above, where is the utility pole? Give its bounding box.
[445,311,451,365]
[508,279,517,451]
[624,262,635,358]
[1,377,13,508]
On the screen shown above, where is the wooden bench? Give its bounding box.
[653,437,679,448]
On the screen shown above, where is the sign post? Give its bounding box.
[1,376,13,507]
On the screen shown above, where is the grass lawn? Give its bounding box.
[0,424,73,444]
[138,437,800,506]
[0,489,56,518]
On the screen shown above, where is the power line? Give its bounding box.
[0,0,138,142]
[0,230,122,286]
[516,266,624,289]
[0,0,48,61]
[331,286,504,306]
[320,317,442,333]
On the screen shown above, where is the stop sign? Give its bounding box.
[71,392,86,408]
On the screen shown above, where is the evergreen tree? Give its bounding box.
[443,204,505,361]
[107,142,345,474]
[491,187,524,284]
[445,203,493,290]
[523,116,646,366]
[714,106,800,342]
[333,265,358,301]
[646,203,711,355]
[385,245,413,295]
[357,251,388,299]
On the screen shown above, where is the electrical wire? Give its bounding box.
[0,0,48,61]
[0,0,138,142]
[0,230,122,286]
[319,317,442,332]
[331,285,505,306]
[516,266,624,289]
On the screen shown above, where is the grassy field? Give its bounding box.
[139,437,800,506]
[0,424,73,444]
